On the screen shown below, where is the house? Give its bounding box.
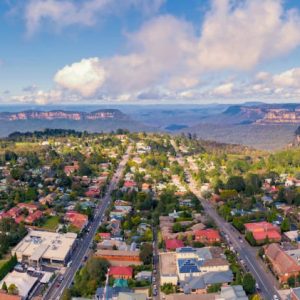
[194,229,221,245]
[65,211,88,231]
[117,292,147,300]
[39,193,56,205]
[217,285,248,300]
[181,270,233,294]
[98,232,111,240]
[25,210,43,224]
[109,266,133,279]
[244,221,281,244]
[135,271,152,282]
[85,186,101,198]
[64,162,79,176]
[0,271,38,299]
[17,203,38,213]
[264,243,300,283]
[165,239,184,251]
[95,287,132,300]
[95,250,142,266]
[283,230,299,242]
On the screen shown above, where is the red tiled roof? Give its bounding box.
[65,211,88,229]
[109,266,133,277]
[195,229,221,241]
[165,239,184,250]
[265,243,300,275]
[25,210,43,224]
[245,221,278,232]
[124,181,136,188]
[99,232,111,239]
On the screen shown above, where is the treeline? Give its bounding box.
[7,129,87,141]
[0,254,18,281]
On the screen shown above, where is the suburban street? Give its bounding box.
[171,140,281,300]
[45,146,132,300]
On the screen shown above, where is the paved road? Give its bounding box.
[171,143,280,300]
[45,146,132,300]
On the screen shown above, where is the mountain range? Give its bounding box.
[0,104,299,150]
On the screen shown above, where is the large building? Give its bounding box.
[94,249,142,266]
[12,230,77,267]
[264,243,300,283]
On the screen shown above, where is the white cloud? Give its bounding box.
[54,58,106,97]
[197,0,300,71]
[12,89,63,105]
[212,83,234,96]
[15,0,300,103]
[272,68,300,88]
[24,0,165,36]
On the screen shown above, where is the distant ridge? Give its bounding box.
[0,109,155,137]
[0,109,127,121]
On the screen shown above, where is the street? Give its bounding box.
[171,140,281,300]
[44,146,131,300]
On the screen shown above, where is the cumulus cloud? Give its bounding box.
[272,68,300,88]
[196,0,300,70]
[12,89,63,105]
[212,83,234,96]
[24,0,165,36]
[51,0,300,102]
[54,58,106,97]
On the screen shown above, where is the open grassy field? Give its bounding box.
[41,216,60,231]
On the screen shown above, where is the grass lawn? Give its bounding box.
[41,216,60,231]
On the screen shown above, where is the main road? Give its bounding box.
[171,141,280,300]
[45,145,132,300]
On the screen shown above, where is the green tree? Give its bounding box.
[242,273,256,294]
[172,222,183,233]
[2,281,7,292]
[232,217,244,232]
[139,243,153,265]
[281,217,290,232]
[288,276,296,287]
[245,231,256,246]
[8,283,18,295]
[226,176,246,192]
[61,289,72,300]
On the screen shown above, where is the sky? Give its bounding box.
[1,0,300,105]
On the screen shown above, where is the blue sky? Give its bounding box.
[1,0,300,104]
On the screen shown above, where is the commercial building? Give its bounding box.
[12,230,77,267]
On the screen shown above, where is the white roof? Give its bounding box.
[0,271,37,298]
[12,230,77,262]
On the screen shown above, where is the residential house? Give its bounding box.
[216,285,248,300]
[109,266,133,279]
[264,243,300,283]
[165,239,184,251]
[194,229,221,245]
[244,221,281,244]
[65,211,88,231]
